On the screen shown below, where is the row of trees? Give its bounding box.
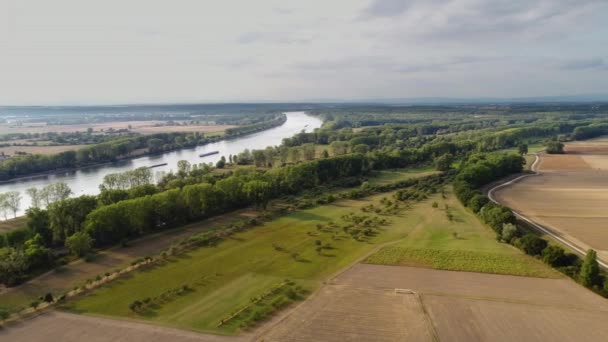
[453,152,608,296]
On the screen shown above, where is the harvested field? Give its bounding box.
[262,284,435,341]
[0,311,244,342]
[261,264,608,342]
[0,144,87,156]
[0,121,232,135]
[495,141,608,262]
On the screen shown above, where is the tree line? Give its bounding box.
[453,152,608,297]
[0,114,287,181]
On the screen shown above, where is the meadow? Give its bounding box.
[365,190,558,278]
[65,182,556,335]
[65,192,414,334]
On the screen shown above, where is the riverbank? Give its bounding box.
[0,114,288,185]
[0,112,322,218]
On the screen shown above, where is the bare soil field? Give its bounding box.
[0,121,232,135]
[0,144,87,156]
[0,216,27,233]
[261,264,608,342]
[495,140,608,261]
[0,311,245,342]
[261,284,435,341]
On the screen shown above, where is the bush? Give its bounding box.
[65,231,94,257]
[0,307,10,321]
[579,249,601,288]
[43,292,54,303]
[541,245,567,267]
[500,223,518,243]
[468,194,489,213]
[519,233,548,256]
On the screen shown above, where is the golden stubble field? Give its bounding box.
[260,264,608,342]
[495,137,608,261]
[0,121,232,135]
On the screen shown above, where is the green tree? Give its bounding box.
[519,233,547,256]
[65,231,94,257]
[330,141,348,156]
[322,149,329,158]
[26,187,41,208]
[302,144,316,160]
[216,156,226,168]
[517,143,528,155]
[434,153,454,171]
[352,144,369,154]
[147,138,163,153]
[252,150,267,167]
[24,233,52,268]
[545,140,564,154]
[500,223,518,243]
[579,249,601,287]
[541,245,566,267]
[468,194,489,213]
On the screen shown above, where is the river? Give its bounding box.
[0,111,322,217]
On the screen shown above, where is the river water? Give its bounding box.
[0,111,322,217]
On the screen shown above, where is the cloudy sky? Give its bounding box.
[1,0,607,105]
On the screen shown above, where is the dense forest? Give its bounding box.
[2,103,608,289]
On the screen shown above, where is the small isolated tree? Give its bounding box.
[65,231,93,257]
[545,140,564,154]
[216,156,226,169]
[579,249,601,288]
[517,143,529,156]
[434,153,454,171]
[43,292,54,303]
[321,149,329,158]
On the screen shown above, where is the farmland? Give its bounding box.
[262,264,608,342]
[494,137,608,262]
[0,121,232,136]
[63,192,416,334]
[365,190,557,278]
[62,186,553,335]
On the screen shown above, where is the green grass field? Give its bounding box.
[64,193,414,334]
[65,184,557,334]
[365,191,559,278]
[367,165,435,185]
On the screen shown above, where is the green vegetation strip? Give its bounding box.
[365,247,556,278]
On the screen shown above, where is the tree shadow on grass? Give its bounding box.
[291,211,329,222]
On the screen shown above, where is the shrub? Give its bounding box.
[579,249,601,288]
[0,308,10,321]
[468,194,489,213]
[43,293,54,303]
[519,233,548,256]
[500,223,518,243]
[541,245,567,267]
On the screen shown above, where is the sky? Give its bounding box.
[1,0,607,105]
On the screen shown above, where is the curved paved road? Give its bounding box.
[488,153,608,270]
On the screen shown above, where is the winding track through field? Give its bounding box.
[488,153,608,269]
